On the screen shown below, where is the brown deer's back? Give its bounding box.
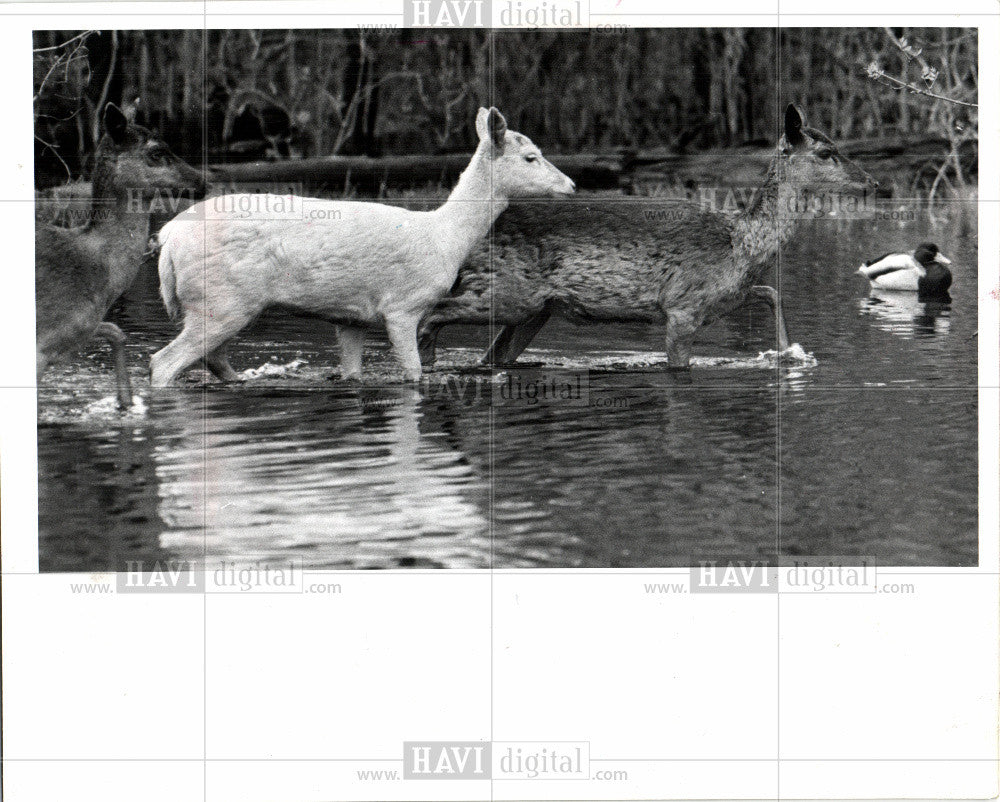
[437,199,740,326]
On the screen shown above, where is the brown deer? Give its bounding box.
[418,104,877,369]
[36,103,206,407]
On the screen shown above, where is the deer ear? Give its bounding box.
[487,107,507,151]
[475,107,491,142]
[784,103,806,148]
[103,103,129,144]
[122,97,141,124]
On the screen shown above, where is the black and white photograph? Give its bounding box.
[32,25,979,569]
[2,4,997,802]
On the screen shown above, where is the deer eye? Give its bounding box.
[817,150,835,160]
[524,154,538,163]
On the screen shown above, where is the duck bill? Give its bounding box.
[935,252,952,265]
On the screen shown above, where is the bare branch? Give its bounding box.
[33,32,94,104]
[32,30,96,54]
[866,62,978,109]
[92,31,119,143]
[34,134,73,181]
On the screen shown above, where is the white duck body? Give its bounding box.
[857,243,952,296]
[858,252,925,290]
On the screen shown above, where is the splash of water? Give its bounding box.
[38,391,150,424]
[432,344,818,372]
[87,393,149,418]
[239,358,310,380]
[757,342,818,367]
[698,343,817,369]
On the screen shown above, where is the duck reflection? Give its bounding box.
[859,289,951,339]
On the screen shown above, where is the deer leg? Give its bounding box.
[418,323,441,367]
[151,309,254,387]
[150,321,213,387]
[336,325,366,380]
[151,328,196,387]
[482,305,553,365]
[204,343,241,382]
[94,322,133,409]
[384,314,423,382]
[665,310,697,370]
[750,285,790,351]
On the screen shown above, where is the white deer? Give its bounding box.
[150,107,574,385]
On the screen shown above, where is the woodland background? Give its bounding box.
[33,28,978,197]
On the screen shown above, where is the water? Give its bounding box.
[37,204,979,569]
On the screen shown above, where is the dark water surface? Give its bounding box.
[37,204,979,569]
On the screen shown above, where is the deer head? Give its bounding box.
[778,103,877,195]
[97,103,206,203]
[476,107,575,199]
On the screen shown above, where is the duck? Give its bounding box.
[857,242,952,298]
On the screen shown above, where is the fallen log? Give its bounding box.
[625,135,976,193]
[39,136,976,212]
[211,152,626,194]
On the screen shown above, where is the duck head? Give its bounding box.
[914,242,952,268]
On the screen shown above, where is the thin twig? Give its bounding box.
[34,134,73,181]
[32,30,96,54]
[33,31,95,107]
[869,69,978,109]
[92,31,119,143]
[883,27,932,74]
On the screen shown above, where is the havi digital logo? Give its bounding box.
[403,741,491,779]
[404,0,489,27]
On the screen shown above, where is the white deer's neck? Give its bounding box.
[435,144,508,265]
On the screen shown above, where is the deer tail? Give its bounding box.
[156,221,181,321]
